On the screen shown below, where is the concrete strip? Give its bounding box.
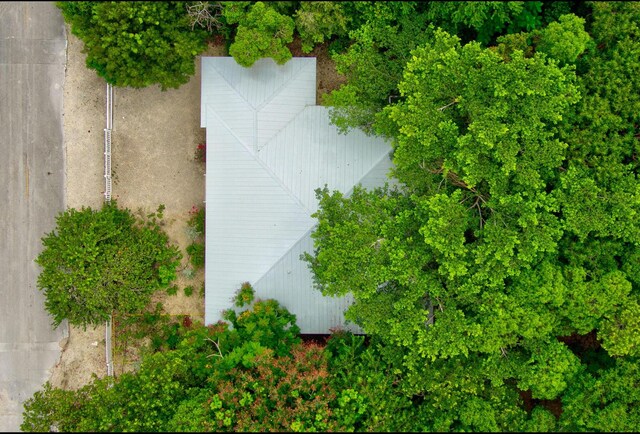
[0,2,69,431]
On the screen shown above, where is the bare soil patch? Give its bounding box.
[288,36,348,104]
[50,33,343,387]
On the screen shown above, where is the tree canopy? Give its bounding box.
[57,1,208,89]
[36,203,181,328]
[304,1,640,428]
[21,285,341,432]
[224,1,295,67]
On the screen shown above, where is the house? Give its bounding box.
[200,56,394,334]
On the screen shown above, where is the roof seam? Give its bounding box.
[252,151,394,291]
[252,224,317,289]
[254,59,312,112]
[253,123,393,288]
[210,59,258,110]
[344,148,394,199]
[207,104,314,216]
[256,103,314,154]
[206,104,255,155]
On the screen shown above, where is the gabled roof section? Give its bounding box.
[202,57,394,334]
[201,57,316,152]
[257,106,391,213]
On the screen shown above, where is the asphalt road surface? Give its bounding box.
[0,2,69,431]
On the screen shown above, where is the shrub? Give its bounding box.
[188,205,205,236]
[181,267,196,279]
[183,285,194,297]
[36,202,181,328]
[186,242,205,269]
[194,143,206,163]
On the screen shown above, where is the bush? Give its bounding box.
[194,143,206,163]
[57,1,208,90]
[223,283,300,357]
[36,202,181,328]
[181,267,195,279]
[186,242,205,269]
[188,205,205,236]
[226,2,295,67]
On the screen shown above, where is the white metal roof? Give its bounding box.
[202,57,394,334]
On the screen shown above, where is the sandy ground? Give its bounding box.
[48,30,346,389]
[48,29,110,390]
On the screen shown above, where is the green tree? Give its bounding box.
[175,343,345,432]
[424,1,544,45]
[306,27,593,405]
[36,202,181,328]
[307,3,640,426]
[22,351,192,432]
[21,289,343,432]
[323,6,434,135]
[57,1,208,89]
[555,1,640,363]
[557,1,640,247]
[560,358,640,431]
[309,27,581,343]
[19,382,87,432]
[225,1,294,67]
[494,13,592,66]
[294,1,350,53]
[323,1,557,136]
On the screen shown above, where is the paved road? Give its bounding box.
[0,2,69,431]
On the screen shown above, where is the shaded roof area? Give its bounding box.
[202,57,394,333]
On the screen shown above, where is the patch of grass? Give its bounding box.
[184,285,194,297]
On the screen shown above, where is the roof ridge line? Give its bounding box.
[344,145,393,198]
[207,104,314,216]
[210,59,257,110]
[206,104,255,155]
[252,224,317,288]
[256,104,316,154]
[254,58,314,112]
[252,133,394,289]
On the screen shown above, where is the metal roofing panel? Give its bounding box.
[253,232,362,334]
[209,57,310,109]
[202,56,395,333]
[257,106,392,213]
[204,111,316,325]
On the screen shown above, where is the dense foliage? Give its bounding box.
[36,203,181,328]
[224,1,295,67]
[303,1,640,430]
[57,1,208,89]
[21,285,330,432]
[322,1,584,136]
